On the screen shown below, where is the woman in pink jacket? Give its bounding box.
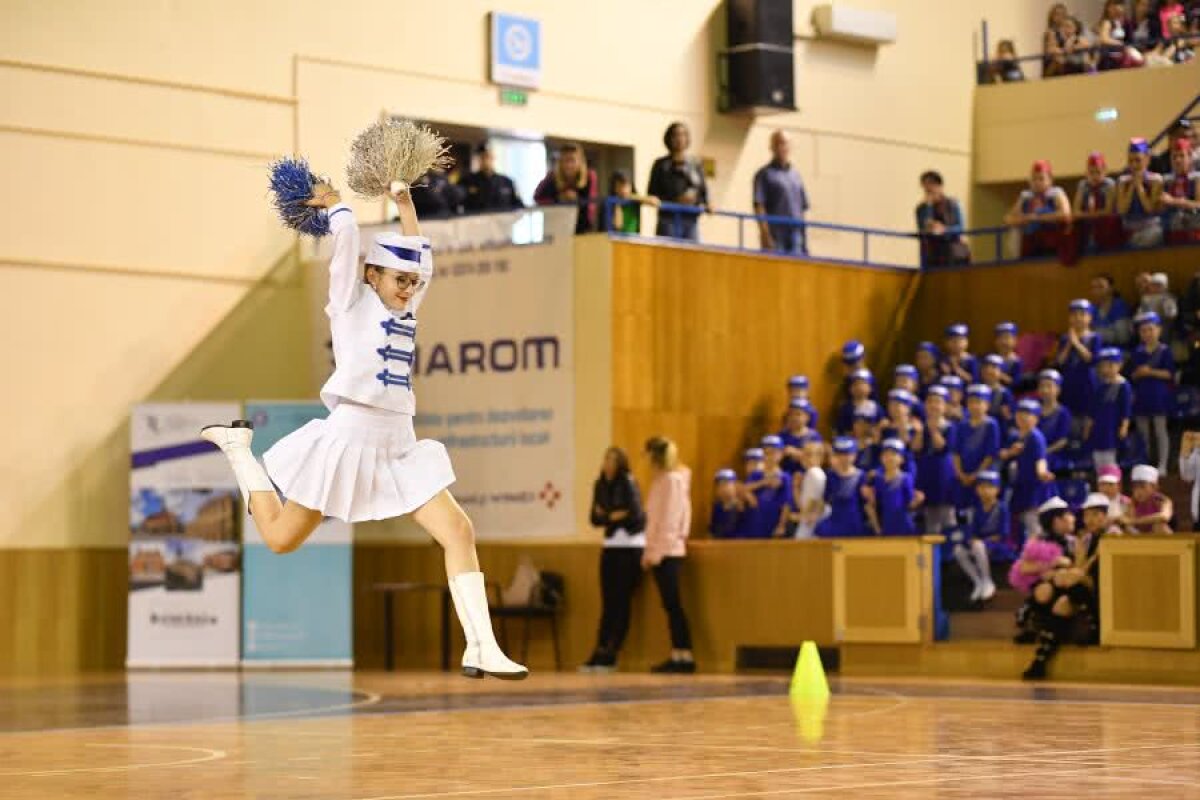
[643,436,695,673]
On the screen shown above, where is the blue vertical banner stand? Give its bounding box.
[241,402,353,667]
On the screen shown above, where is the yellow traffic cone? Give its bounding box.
[790,693,830,744]
[789,641,830,700]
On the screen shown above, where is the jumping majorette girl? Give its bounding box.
[201,181,527,679]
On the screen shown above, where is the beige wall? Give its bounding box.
[0,0,1049,549]
[975,58,1200,185]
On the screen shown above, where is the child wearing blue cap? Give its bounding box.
[917,386,958,534]
[815,438,867,537]
[953,385,1001,517]
[1084,348,1132,471]
[743,436,792,538]
[1116,137,1165,249]
[851,410,881,473]
[785,374,819,434]
[941,323,979,384]
[881,389,922,470]
[915,342,942,396]
[980,355,1014,423]
[939,374,966,422]
[864,439,923,535]
[1036,369,1073,473]
[837,369,880,435]
[999,398,1057,539]
[956,470,1007,603]
[710,469,746,539]
[1056,299,1101,422]
[780,398,821,473]
[993,322,1022,387]
[1130,311,1175,474]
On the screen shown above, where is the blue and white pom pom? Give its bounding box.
[268,157,330,237]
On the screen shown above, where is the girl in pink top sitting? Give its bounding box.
[643,436,695,674]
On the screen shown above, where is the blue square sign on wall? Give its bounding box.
[490,12,541,89]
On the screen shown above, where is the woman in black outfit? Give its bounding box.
[580,447,645,672]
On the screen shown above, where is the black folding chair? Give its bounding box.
[489,571,565,670]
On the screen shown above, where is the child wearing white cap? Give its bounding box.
[201,184,526,679]
[1095,465,1133,533]
[1128,465,1174,534]
[1137,272,1178,337]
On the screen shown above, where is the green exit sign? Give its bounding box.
[499,87,528,107]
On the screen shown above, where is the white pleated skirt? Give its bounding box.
[262,402,455,522]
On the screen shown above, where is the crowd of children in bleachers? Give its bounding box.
[710,300,1180,608]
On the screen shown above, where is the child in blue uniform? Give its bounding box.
[864,439,923,535]
[815,438,868,537]
[955,470,1006,603]
[837,369,880,435]
[1056,299,1101,422]
[1130,311,1175,474]
[915,342,941,396]
[994,322,1023,388]
[940,374,966,422]
[941,323,979,384]
[709,469,745,538]
[1036,369,1073,473]
[893,365,926,421]
[786,375,818,429]
[743,436,792,538]
[1085,348,1132,470]
[881,389,922,470]
[1000,398,1057,540]
[851,410,880,473]
[953,385,1002,520]
[779,398,821,473]
[917,386,958,534]
[738,447,765,533]
[980,354,1014,424]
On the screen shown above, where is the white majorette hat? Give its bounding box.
[1082,492,1111,511]
[1038,496,1069,514]
[1131,465,1160,484]
[367,232,428,273]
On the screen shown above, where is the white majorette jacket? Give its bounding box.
[318,202,432,415]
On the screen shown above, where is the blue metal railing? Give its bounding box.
[598,197,1012,270]
[584,198,1197,271]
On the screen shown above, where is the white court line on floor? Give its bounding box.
[348,756,956,800]
[0,687,383,738]
[1,744,227,777]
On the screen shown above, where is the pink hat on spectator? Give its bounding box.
[1173,137,1194,153]
[1086,151,1106,168]
[1031,159,1052,175]
[1097,465,1122,484]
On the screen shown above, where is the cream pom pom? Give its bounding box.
[345,119,452,199]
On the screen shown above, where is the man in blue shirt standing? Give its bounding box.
[753,130,810,256]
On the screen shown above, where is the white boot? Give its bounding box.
[200,421,274,507]
[954,542,984,603]
[449,571,528,680]
[971,539,996,601]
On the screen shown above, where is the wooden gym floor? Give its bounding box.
[1,671,1199,799]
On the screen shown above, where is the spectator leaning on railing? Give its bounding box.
[984,39,1026,82]
[1151,119,1199,175]
[1072,152,1121,252]
[534,142,598,234]
[1097,0,1143,69]
[1162,138,1200,243]
[1042,2,1071,76]
[604,170,659,234]
[647,121,709,242]
[1004,160,1071,258]
[1115,138,1164,248]
[915,171,968,266]
[752,130,810,256]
